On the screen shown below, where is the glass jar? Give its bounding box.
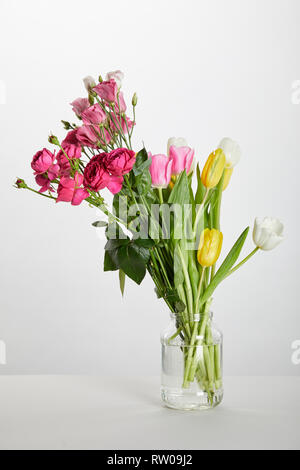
[161,312,223,410]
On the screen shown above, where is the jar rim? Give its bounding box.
[170,311,213,320]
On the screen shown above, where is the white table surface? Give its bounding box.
[0,376,299,450]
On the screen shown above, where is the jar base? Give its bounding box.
[161,387,223,411]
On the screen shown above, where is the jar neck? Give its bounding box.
[170,312,213,322]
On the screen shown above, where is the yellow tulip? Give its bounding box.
[201,149,226,188]
[222,167,233,191]
[197,228,223,267]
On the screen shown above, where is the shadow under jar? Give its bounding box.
[161,312,223,411]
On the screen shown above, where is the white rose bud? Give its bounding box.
[83,76,96,92]
[253,217,284,251]
[105,70,124,88]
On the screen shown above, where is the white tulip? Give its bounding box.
[106,70,124,88]
[167,137,188,155]
[219,137,241,168]
[253,217,284,251]
[83,76,96,92]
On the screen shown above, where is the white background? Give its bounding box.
[1,0,299,376]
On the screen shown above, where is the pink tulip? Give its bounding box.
[169,145,194,176]
[70,98,90,117]
[57,172,89,206]
[149,154,173,188]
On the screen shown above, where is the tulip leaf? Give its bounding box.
[200,227,250,305]
[195,163,206,204]
[119,269,126,296]
[168,171,190,206]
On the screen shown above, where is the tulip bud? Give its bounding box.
[132,93,138,107]
[98,75,103,83]
[14,178,27,189]
[48,134,60,146]
[253,217,284,251]
[83,76,96,92]
[201,149,226,188]
[197,228,223,267]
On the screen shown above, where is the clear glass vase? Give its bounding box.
[161,312,223,410]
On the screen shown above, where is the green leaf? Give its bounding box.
[92,221,107,228]
[200,227,250,305]
[117,244,147,284]
[119,269,126,296]
[195,163,206,205]
[168,171,190,206]
[105,238,129,251]
[104,250,119,272]
[133,238,155,248]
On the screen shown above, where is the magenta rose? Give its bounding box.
[70,97,90,117]
[31,148,55,174]
[94,79,118,103]
[81,103,106,126]
[83,155,111,191]
[104,148,136,176]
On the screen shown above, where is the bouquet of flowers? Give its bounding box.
[16,70,284,409]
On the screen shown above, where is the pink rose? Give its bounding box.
[57,172,89,206]
[70,98,90,117]
[149,153,173,188]
[31,148,55,174]
[76,125,111,148]
[94,80,118,103]
[62,130,82,159]
[57,131,82,176]
[169,145,194,176]
[56,151,71,176]
[81,103,106,126]
[83,155,111,191]
[62,129,81,147]
[104,148,136,176]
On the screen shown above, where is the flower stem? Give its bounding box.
[226,247,260,278]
